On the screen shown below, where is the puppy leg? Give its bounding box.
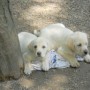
[57,48,80,67]
[65,54,80,67]
[24,63,32,75]
[23,52,33,75]
[84,54,90,63]
[42,58,49,71]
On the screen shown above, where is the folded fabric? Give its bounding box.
[29,50,84,71]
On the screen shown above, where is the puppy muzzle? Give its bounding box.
[83,49,88,55]
[37,52,41,57]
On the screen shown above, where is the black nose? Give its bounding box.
[37,52,41,56]
[84,50,88,55]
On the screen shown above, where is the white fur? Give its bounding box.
[37,23,90,67]
[84,54,90,62]
[18,32,37,53]
[34,30,40,37]
[28,37,50,71]
[18,32,49,75]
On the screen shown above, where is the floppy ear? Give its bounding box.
[27,41,34,51]
[67,35,75,52]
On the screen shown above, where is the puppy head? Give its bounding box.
[28,37,50,58]
[68,31,88,56]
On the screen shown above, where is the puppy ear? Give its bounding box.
[67,35,75,52]
[27,41,34,51]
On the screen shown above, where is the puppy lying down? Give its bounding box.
[25,49,84,75]
[35,23,90,68]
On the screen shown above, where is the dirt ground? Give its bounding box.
[0,0,90,90]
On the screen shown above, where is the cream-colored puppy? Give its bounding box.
[18,32,37,75]
[38,23,90,67]
[18,32,50,75]
[27,37,50,71]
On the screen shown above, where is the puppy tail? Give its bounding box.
[33,30,40,36]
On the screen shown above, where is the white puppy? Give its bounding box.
[37,23,90,67]
[27,37,50,71]
[18,32,50,75]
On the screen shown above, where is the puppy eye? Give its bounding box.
[77,43,82,47]
[42,46,46,48]
[34,45,37,49]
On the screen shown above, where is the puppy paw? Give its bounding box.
[70,61,80,68]
[84,54,90,63]
[24,64,32,75]
[42,64,49,71]
[24,69,32,75]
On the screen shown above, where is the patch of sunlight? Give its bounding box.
[30,4,61,15]
[17,0,68,30]
[20,2,62,29]
[30,19,55,29]
[21,3,61,19]
[32,0,63,3]
[19,77,34,89]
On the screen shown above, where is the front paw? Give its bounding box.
[42,64,49,71]
[24,64,32,75]
[84,54,90,63]
[24,68,32,75]
[69,60,80,68]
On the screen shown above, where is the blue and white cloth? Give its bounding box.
[47,50,70,68]
[30,50,84,71]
